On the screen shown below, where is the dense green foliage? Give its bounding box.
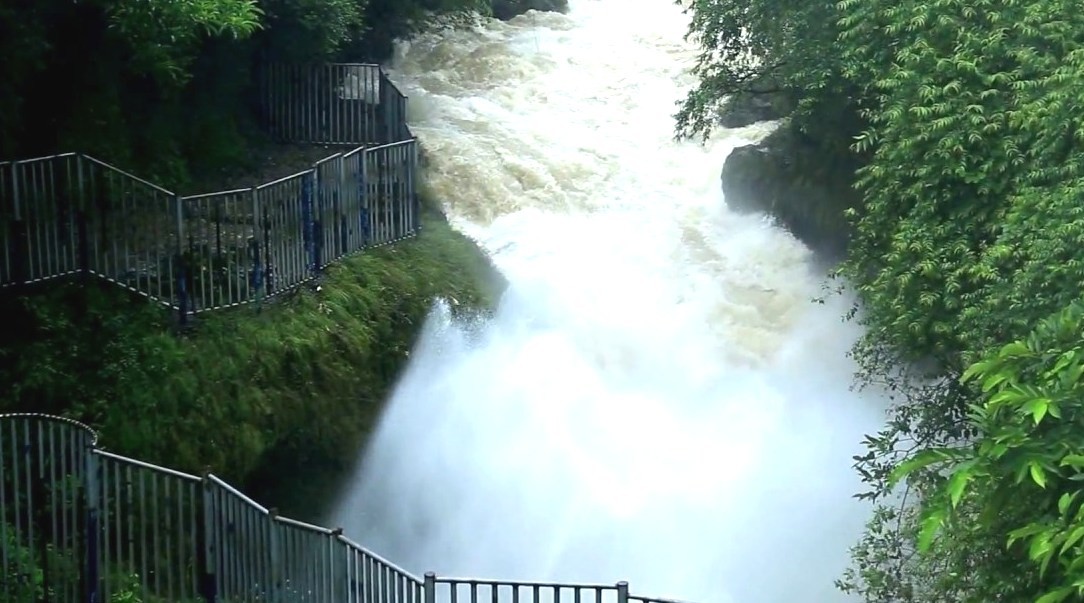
[0,194,502,490]
[680,0,1084,601]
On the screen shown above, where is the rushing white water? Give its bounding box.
[327,2,886,602]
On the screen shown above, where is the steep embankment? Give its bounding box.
[0,182,503,498]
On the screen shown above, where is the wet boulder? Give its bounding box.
[720,124,860,260]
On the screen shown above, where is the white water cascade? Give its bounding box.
[327,2,887,602]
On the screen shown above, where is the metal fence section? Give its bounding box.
[430,577,626,603]
[1,414,96,603]
[0,61,419,319]
[1,413,686,603]
[262,63,399,145]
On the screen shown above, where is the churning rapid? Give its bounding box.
[327,2,886,602]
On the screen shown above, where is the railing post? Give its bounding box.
[174,194,190,324]
[424,572,437,603]
[301,170,317,276]
[83,447,102,603]
[330,528,343,602]
[410,141,421,235]
[198,472,218,603]
[379,71,391,144]
[75,155,90,275]
[267,509,282,603]
[617,582,629,603]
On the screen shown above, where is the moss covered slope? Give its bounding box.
[0,191,502,486]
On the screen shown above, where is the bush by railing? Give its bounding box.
[0,63,419,320]
[1,414,695,603]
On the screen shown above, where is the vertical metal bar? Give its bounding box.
[270,63,277,140]
[21,420,35,600]
[46,159,58,277]
[136,468,147,601]
[28,161,40,280]
[108,458,121,600]
[187,480,198,600]
[288,64,295,142]
[163,475,175,600]
[364,554,374,603]
[44,421,58,598]
[271,513,278,600]
[124,170,135,285]
[200,474,218,603]
[331,64,339,144]
[0,422,10,603]
[85,449,102,603]
[151,471,162,597]
[66,156,77,272]
[361,150,371,249]
[411,141,420,234]
[302,171,316,277]
[174,194,188,322]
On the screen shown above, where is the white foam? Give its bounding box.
[327,2,886,602]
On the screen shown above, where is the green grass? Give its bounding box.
[0,191,503,492]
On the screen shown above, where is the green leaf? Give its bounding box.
[1037,587,1074,603]
[1025,397,1052,424]
[917,508,946,553]
[1029,532,1053,562]
[1059,492,1077,515]
[948,463,976,508]
[999,341,1031,358]
[1031,462,1049,488]
[888,449,950,487]
[1061,525,1084,553]
[1008,524,1046,548]
[981,371,1010,392]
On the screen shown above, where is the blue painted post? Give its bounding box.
[83,444,102,603]
[424,573,436,603]
[301,171,317,275]
[617,582,629,603]
[249,188,264,308]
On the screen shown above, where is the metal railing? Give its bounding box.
[0,63,419,320]
[260,63,411,146]
[1,413,698,603]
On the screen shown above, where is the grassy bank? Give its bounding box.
[0,190,502,498]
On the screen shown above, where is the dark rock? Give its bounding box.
[491,0,569,21]
[717,91,792,128]
[720,123,861,260]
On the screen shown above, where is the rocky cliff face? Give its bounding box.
[491,0,569,20]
